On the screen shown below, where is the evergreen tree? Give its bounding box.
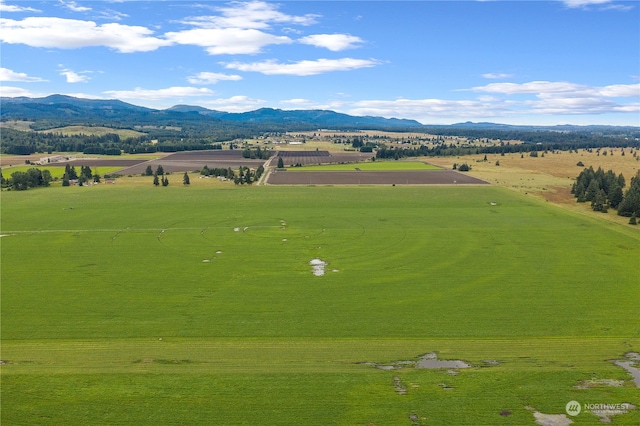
[584,179,599,202]
[629,213,637,225]
[156,165,164,176]
[608,185,624,209]
[144,165,153,176]
[591,189,607,212]
[162,176,169,186]
[183,172,190,185]
[277,157,284,168]
[153,174,160,186]
[618,172,640,217]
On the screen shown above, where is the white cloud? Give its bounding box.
[470,81,640,98]
[103,86,214,100]
[58,0,91,12]
[0,67,46,82]
[165,28,291,55]
[60,69,90,83]
[200,95,266,113]
[347,98,503,122]
[187,72,243,85]
[561,0,612,8]
[560,0,633,10]
[0,17,171,53]
[481,73,514,79]
[183,1,318,30]
[0,86,37,97]
[299,34,363,51]
[225,58,381,76]
[347,80,640,123]
[0,1,40,12]
[280,98,316,107]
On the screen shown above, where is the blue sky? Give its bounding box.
[1,0,639,125]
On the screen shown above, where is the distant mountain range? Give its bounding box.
[1,95,637,133]
[0,95,423,129]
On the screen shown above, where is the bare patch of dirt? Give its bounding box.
[533,412,573,426]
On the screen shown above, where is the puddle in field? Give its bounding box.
[612,352,640,387]
[416,353,471,369]
[359,352,472,371]
[309,259,327,276]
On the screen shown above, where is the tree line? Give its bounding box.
[1,167,52,190]
[572,167,640,221]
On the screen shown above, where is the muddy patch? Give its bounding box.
[359,352,472,371]
[309,258,327,276]
[612,352,640,387]
[574,379,624,389]
[532,412,573,426]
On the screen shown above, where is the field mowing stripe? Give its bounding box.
[0,226,283,234]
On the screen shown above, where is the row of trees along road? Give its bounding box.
[572,167,640,220]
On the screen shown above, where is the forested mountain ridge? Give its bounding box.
[1,95,423,129]
[1,95,638,156]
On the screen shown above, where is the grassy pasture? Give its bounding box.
[2,165,124,179]
[38,125,146,139]
[287,161,441,171]
[1,185,639,424]
[428,148,640,228]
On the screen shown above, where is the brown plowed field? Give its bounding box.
[266,170,490,185]
[268,151,373,166]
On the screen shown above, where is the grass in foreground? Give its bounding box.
[1,185,638,425]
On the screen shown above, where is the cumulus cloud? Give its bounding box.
[187,72,243,85]
[104,86,214,100]
[299,34,363,51]
[225,58,381,76]
[165,28,291,55]
[0,17,171,52]
[0,67,46,82]
[60,69,90,83]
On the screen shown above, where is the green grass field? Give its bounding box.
[2,165,124,179]
[1,185,639,425]
[289,161,441,171]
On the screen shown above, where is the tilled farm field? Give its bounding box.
[266,169,489,185]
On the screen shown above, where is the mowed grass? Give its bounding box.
[288,160,441,171]
[1,185,639,425]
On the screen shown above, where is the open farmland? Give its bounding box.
[117,150,270,175]
[266,169,488,185]
[1,183,639,425]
